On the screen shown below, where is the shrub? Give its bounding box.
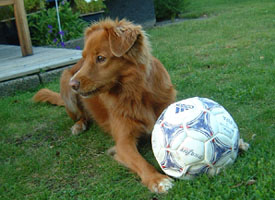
[24,0,45,13]
[0,0,45,21]
[73,0,106,14]
[28,1,87,46]
[0,6,13,21]
[154,0,188,21]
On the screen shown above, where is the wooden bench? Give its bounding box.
[0,0,33,56]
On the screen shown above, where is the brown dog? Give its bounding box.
[33,19,176,193]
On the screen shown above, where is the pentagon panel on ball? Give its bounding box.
[151,97,240,180]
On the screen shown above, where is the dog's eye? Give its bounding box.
[96,55,106,63]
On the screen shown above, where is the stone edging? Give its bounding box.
[0,65,72,97]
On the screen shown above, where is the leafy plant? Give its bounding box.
[0,0,45,21]
[24,0,45,13]
[73,0,106,14]
[154,0,188,21]
[28,1,87,46]
[0,6,13,21]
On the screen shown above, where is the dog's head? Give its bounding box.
[69,19,151,98]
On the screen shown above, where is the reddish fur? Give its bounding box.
[33,88,65,106]
[33,19,176,192]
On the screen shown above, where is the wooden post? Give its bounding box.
[0,0,14,6]
[13,0,33,56]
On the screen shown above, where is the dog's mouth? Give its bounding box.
[78,85,104,97]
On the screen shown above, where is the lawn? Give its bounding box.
[0,0,274,199]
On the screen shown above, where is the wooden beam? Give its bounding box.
[13,0,33,56]
[0,0,14,6]
[0,45,82,82]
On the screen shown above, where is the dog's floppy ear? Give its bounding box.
[108,23,140,57]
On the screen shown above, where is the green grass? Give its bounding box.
[1,0,275,199]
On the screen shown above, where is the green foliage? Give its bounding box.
[28,2,87,46]
[73,0,106,14]
[154,0,188,21]
[0,6,13,21]
[24,0,45,13]
[0,0,45,21]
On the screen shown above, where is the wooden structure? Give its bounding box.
[0,45,82,82]
[0,0,33,56]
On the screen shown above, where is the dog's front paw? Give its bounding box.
[71,121,86,135]
[144,174,174,193]
[107,146,116,156]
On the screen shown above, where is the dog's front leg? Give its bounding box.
[112,129,173,193]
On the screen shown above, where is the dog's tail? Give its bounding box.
[33,88,65,106]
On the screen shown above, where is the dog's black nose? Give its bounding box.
[69,79,80,91]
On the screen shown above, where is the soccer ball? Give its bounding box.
[151,97,240,179]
